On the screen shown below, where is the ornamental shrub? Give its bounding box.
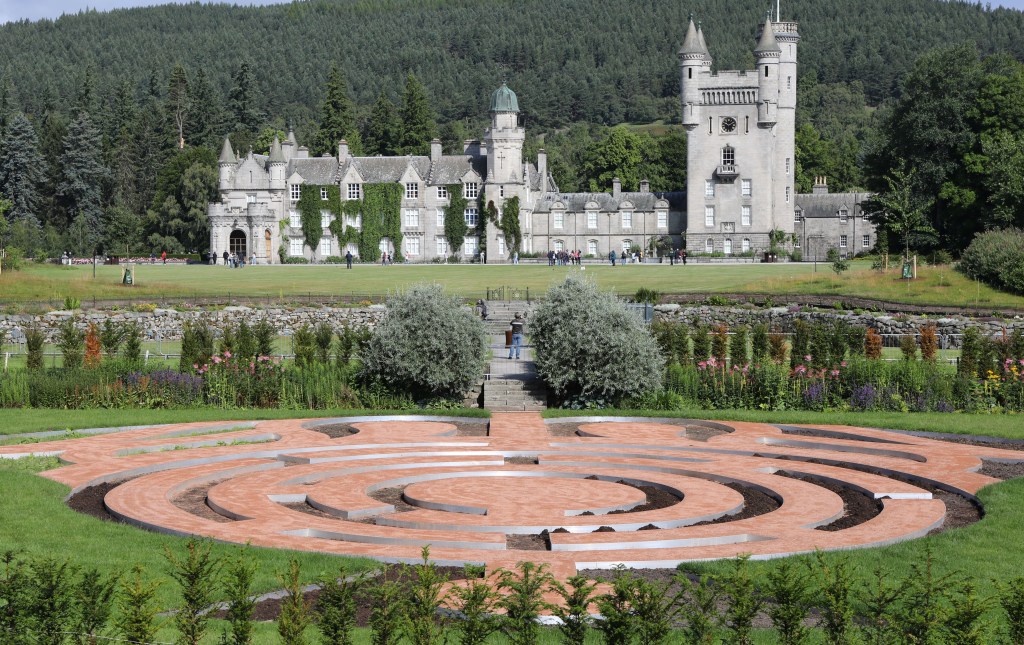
[57,319,84,370]
[865,328,883,360]
[958,227,1024,294]
[25,325,45,370]
[751,323,769,365]
[730,325,749,366]
[920,324,938,362]
[691,325,711,363]
[360,284,486,400]
[531,276,664,403]
[83,323,102,368]
[711,324,729,361]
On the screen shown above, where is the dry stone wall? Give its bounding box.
[0,305,387,343]
[654,304,1024,347]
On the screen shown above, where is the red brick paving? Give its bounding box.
[3,413,1022,581]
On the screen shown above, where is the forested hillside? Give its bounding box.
[1,0,1024,265]
[0,0,1022,129]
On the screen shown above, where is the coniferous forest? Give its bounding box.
[0,0,1024,264]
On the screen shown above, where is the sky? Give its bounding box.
[1,0,1024,23]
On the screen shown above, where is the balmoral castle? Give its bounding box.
[208,14,873,263]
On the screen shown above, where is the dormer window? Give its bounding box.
[290,185,300,201]
[464,182,480,199]
[405,182,419,199]
[621,212,632,229]
[320,187,329,200]
[839,209,848,223]
[347,183,362,200]
[436,186,449,200]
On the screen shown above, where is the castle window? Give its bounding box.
[464,182,479,199]
[436,208,445,226]
[406,237,420,257]
[785,186,791,203]
[622,239,633,253]
[320,211,332,228]
[588,239,598,255]
[704,206,715,227]
[724,239,732,255]
[741,179,752,197]
[708,118,713,135]
[657,211,667,228]
[436,237,449,256]
[794,208,802,223]
[320,187,329,200]
[554,212,564,229]
[347,183,361,200]
[705,238,714,253]
[721,146,735,168]
[464,208,478,227]
[464,237,478,256]
[863,234,871,247]
[839,209,848,223]
[705,180,715,198]
[742,238,751,253]
[794,238,801,248]
[741,206,751,227]
[404,209,419,228]
[553,240,564,252]
[320,237,332,257]
[290,185,300,201]
[840,235,848,249]
[785,158,791,175]
[289,210,300,228]
[587,211,598,229]
[787,76,792,90]
[499,185,505,198]
[621,212,632,229]
[436,186,449,200]
[247,193,256,204]
[289,238,303,256]
[405,182,419,199]
[764,65,769,77]
[497,235,505,256]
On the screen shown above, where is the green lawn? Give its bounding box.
[5,261,1021,309]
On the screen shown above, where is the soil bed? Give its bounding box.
[690,483,780,525]
[66,478,139,523]
[171,480,235,523]
[774,472,882,531]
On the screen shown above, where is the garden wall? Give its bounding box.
[654,304,1024,347]
[0,306,387,343]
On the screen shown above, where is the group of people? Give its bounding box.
[607,248,687,266]
[380,252,394,266]
[219,250,251,268]
[547,249,582,266]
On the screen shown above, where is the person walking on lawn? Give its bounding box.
[508,313,525,360]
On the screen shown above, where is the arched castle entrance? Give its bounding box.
[229,230,247,259]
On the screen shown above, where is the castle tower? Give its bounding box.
[683,16,799,256]
[218,136,237,190]
[268,135,286,191]
[483,82,525,260]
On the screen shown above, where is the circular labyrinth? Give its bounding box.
[4,412,1023,580]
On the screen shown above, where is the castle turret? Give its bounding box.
[755,16,781,126]
[282,129,297,161]
[484,82,524,186]
[219,136,236,189]
[697,21,712,68]
[269,135,286,190]
[679,18,704,129]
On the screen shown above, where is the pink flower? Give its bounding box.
[212,356,222,364]
[840,361,848,367]
[830,369,840,377]
[698,361,707,370]
[224,351,232,359]
[804,355,812,362]
[192,364,199,370]
[795,365,807,375]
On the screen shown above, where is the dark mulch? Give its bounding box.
[980,459,1024,480]
[594,526,616,533]
[932,491,982,532]
[690,483,781,526]
[312,423,359,439]
[454,421,489,437]
[171,480,235,523]
[918,434,1024,451]
[505,456,538,465]
[546,419,729,441]
[778,426,900,444]
[66,479,139,523]
[608,483,681,514]
[367,487,417,513]
[507,532,550,550]
[774,472,882,531]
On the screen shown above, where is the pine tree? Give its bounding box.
[167,62,190,149]
[314,64,361,156]
[57,111,109,252]
[364,92,400,156]
[109,82,145,213]
[398,73,437,155]
[0,113,47,230]
[187,68,223,149]
[228,61,263,149]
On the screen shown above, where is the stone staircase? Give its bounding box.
[483,378,548,411]
[482,300,547,411]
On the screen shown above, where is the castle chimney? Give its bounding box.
[640,179,650,193]
[430,138,442,162]
[338,140,349,161]
[612,177,621,197]
[813,176,829,195]
[537,149,547,189]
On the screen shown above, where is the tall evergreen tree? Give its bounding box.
[187,68,223,149]
[0,113,47,230]
[397,73,437,155]
[364,92,400,156]
[109,82,145,213]
[227,61,262,150]
[314,64,361,156]
[167,63,190,149]
[36,95,68,228]
[57,111,109,251]
[135,73,170,213]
